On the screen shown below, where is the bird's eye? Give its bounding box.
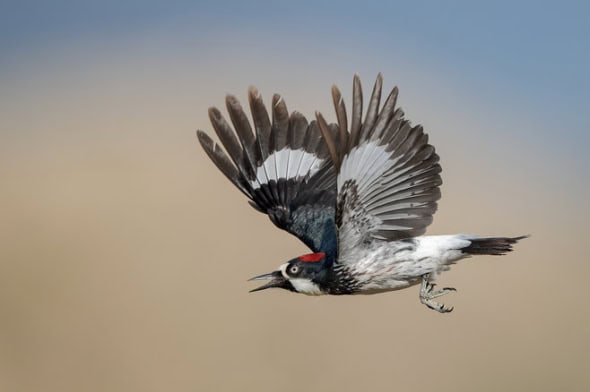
[289,265,300,275]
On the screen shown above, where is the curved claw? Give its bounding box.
[419,274,456,313]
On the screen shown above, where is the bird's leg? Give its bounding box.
[419,274,456,313]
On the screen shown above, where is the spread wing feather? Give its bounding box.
[317,74,442,262]
[198,87,338,254]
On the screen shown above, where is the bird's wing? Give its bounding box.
[197,87,338,254]
[316,74,442,261]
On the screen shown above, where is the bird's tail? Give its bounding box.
[461,236,528,256]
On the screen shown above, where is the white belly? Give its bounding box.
[344,235,472,293]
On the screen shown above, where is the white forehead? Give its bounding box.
[278,263,289,278]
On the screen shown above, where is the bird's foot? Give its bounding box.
[419,274,456,313]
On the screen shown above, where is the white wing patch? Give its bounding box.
[338,141,394,194]
[250,148,324,189]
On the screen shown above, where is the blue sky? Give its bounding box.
[2,0,588,120]
[2,0,588,163]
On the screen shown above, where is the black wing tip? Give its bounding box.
[331,84,342,97]
[272,93,285,107]
[375,72,383,86]
[225,94,245,113]
[290,110,305,119]
[208,106,221,119]
[196,129,213,146]
[390,85,399,97]
[225,93,238,101]
[248,85,260,96]
[370,73,401,99]
[352,73,381,89]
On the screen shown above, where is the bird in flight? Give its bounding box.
[197,74,526,313]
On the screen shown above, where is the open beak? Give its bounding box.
[248,270,288,292]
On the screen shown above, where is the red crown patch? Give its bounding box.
[298,252,325,262]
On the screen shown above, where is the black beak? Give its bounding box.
[248,270,291,292]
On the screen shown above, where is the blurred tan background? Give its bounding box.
[1,2,589,391]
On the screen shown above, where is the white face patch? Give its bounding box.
[249,148,324,189]
[277,263,324,296]
[288,278,323,296]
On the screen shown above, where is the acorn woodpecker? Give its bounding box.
[197,74,526,313]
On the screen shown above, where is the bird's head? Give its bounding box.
[249,252,329,295]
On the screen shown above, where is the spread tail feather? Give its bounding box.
[462,236,528,256]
